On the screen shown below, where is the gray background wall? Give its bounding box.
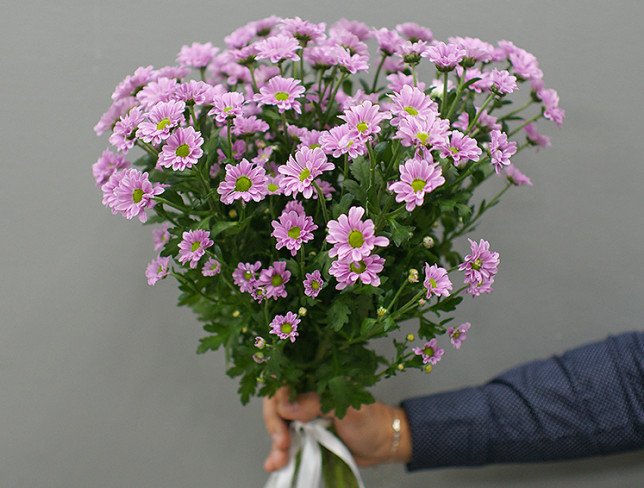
[1,0,643,486]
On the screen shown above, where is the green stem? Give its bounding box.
[189,105,199,130]
[466,93,496,134]
[509,113,542,137]
[445,67,467,121]
[392,289,426,321]
[371,54,387,93]
[226,120,234,161]
[340,154,349,198]
[248,65,259,93]
[499,99,533,121]
[323,72,347,126]
[440,71,449,117]
[386,280,408,311]
[313,181,329,224]
[135,140,159,157]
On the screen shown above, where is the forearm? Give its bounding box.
[401,331,644,470]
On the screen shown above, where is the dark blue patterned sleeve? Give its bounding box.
[401,331,644,470]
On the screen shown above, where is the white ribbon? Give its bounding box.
[264,418,366,488]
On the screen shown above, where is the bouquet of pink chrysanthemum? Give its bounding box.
[93,16,563,486]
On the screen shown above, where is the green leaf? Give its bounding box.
[388,218,414,247]
[432,295,464,314]
[210,220,238,238]
[330,192,354,219]
[327,299,351,332]
[159,189,185,208]
[196,334,225,354]
[238,373,258,405]
[349,156,370,185]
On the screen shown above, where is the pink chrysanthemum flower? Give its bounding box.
[331,18,372,41]
[423,263,453,298]
[448,36,495,63]
[152,223,170,251]
[266,174,283,195]
[437,130,482,167]
[173,80,211,105]
[109,107,145,152]
[255,34,300,63]
[538,88,565,127]
[312,179,335,200]
[217,139,246,162]
[92,149,131,187]
[319,124,367,160]
[136,77,178,109]
[105,168,164,223]
[202,257,222,277]
[271,210,318,256]
[232,261,262,293]
[489,69,518,95]
[338,101,391,140]
[337,50,369,74]
[387,85,436,127]
[397,40,430,64]
[489,130,517,174]
[524,123,551,149]
[373,28,404,56]
[111,65,156,102]
[158,126,204,171]
[281,17,326,45]
[258,261,291,300]
[252,145,275,166]
[386,73,426,93]
[269,311,300,343]
[145,256,170,286]
[448,322,471,349]
[157,65,190,80]
[329,254,386,290]
[233,115,270,136]
[217,159,268,204]
[101,170,125,211]
[458,238,500,294]
[504,164,533,186]
[136,100,186,145]
[94,97,138,136]
[326,206,390,262]
[394,113,450,149]
[209,91,245,125]
[303,270,324,298]
[254,76,305,114]
[177,42,219,68]
[396,22,433,42]
[413,339,444,365]
[177,229,214,269]
[423,42,466,71]
[283,200,305,216]
[278,147,334,199]
[389,157,445,212]
[508,48,542,81]
[454,110,500,133]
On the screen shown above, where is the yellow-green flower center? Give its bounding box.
[175,144,190,158]
[349,260,367,274]
[156,117,171,130]
[281,322,293,334]
[224,106,233,113]
[191,241,201,252]
[267,183,279,192]
[132,188,144,203]
[235,176,252,192]
[299,168,311,181]
[311,280,320,290]
[348,230,364,248]
[309,143,321,149]
[356,122,368,133]
[288,226,301,239]
[274,91,289,101]
[404,106,419,116]
[271,274,283,287]
[428,277,437,288]
[423,346,434,357]
[416,132,429,144]
[411,179,426,192]
[472,258,482,270]
[450,146,459,155]
[452,331,461,339]
[243,271,253,280]
[157,265,164,273]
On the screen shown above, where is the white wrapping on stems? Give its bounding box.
[264,418,365,488]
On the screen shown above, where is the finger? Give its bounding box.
[276,391,323,422]
[263,395,290,451]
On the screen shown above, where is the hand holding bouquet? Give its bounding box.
[93,16,562,486]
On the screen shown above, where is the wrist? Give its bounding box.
[388,406,412,464]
